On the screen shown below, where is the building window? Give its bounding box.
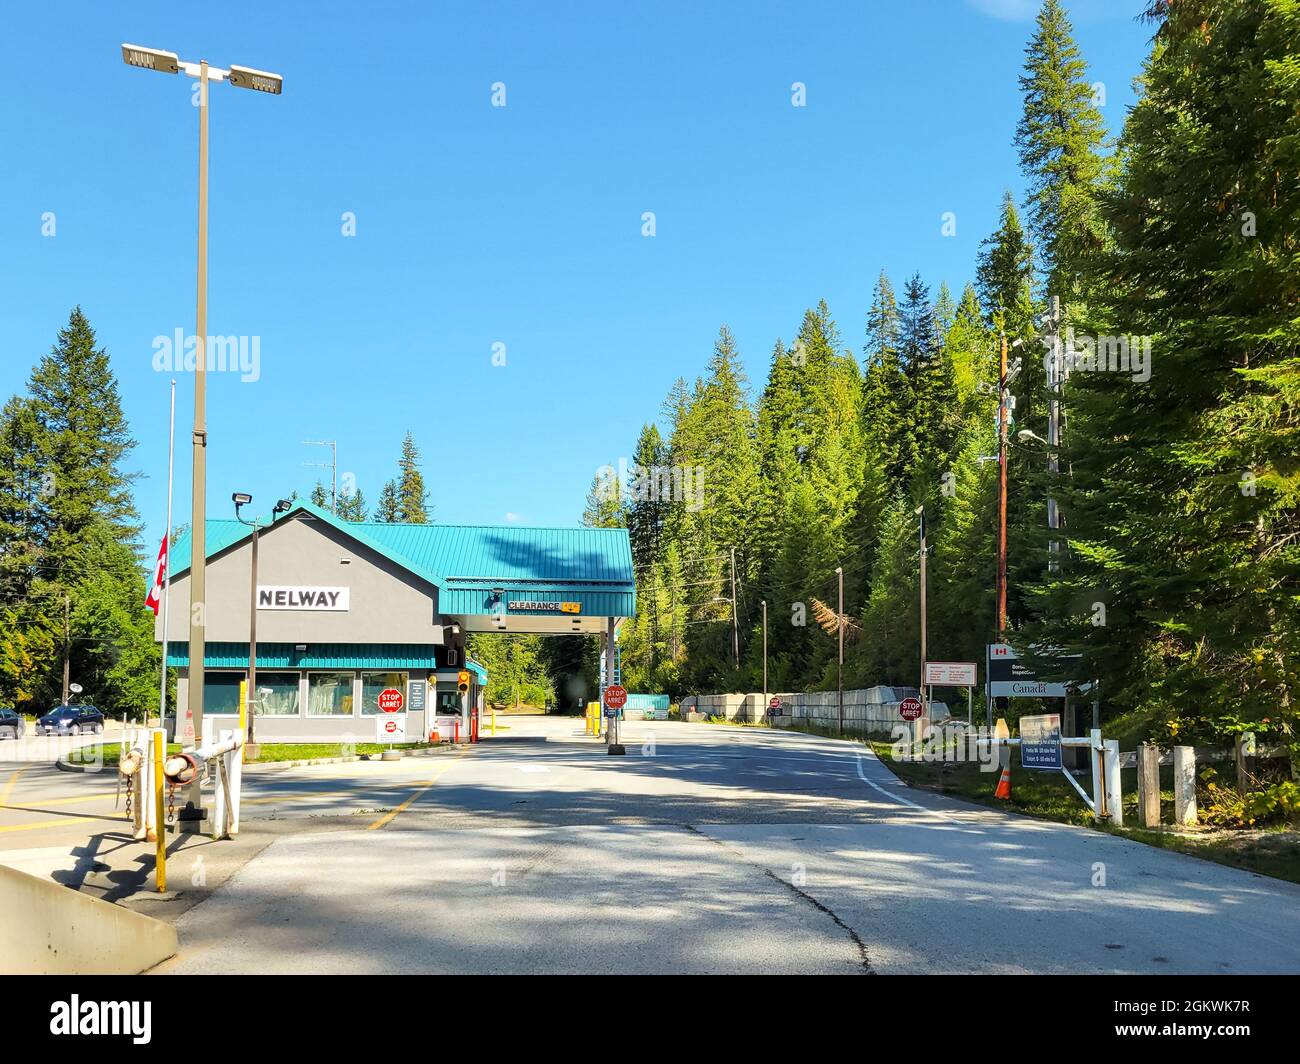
[255,672,300,717]
[434,683,461,716]
[203,672,245,716]
[361,671,408,716]
[307,672,354,717]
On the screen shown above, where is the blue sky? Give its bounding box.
[0,1,1153,550]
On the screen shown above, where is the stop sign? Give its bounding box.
[604,685,628,710]
[899,696,923,721]
[378,688,404,713]
[381,719,399,735]
[769,697,781,710]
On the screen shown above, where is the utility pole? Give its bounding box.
[997,332,1009,638]
[917,505,927,723]
[729,547,740,669]
[761,599,768,721]
[62,593,71,704]
[836,565,844,735]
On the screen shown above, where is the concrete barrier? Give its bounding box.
[681,688,950,733]
[0,864,177,974]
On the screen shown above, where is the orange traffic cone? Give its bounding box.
[994,762,1012,800]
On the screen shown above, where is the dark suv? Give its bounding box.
[35,704,104,736]
[0,707,25,740]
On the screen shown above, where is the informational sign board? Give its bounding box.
[1020,713,1062,770]
[924,661,977,687]
[409,679,425,712]
[899,696,924,721]
[375,714,407,742]
[986,644,1070,698]
[378,688,404,713]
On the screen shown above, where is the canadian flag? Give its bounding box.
[145,534,168,616]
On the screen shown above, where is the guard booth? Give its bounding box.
[158,501,636,744]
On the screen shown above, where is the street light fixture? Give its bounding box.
[124,43,283,827]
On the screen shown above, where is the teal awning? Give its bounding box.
[166,642,442,670]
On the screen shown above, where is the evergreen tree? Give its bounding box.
[373,480,400,522]
[1015,0,1109,304]
[397,431,429,523]
[1020,0,1300,768]
[862,272,912,491]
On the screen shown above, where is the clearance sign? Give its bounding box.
[507,600,582,614]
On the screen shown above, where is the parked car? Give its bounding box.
[35,704,104,736]
[0,707,25,740]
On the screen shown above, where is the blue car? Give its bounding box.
[35,704,104,736]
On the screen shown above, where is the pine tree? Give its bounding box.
[1015,0,1108,304]
[1020,0,1300,765]
[309,482,330,509]
[373,480,400,522]
[397,432,429,523]
[862,271,912,492]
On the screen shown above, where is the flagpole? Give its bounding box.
[158,380,176,731]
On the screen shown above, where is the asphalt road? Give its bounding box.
[138,719,1300,975]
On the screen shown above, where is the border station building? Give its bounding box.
[157,501,636,743]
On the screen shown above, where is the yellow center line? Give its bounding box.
[367,749,469,831]
[0,766,31,806]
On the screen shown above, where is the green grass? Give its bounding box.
[868,739,1300,884]
[65,742,182,768]
[247,741,442,762]
[64,739,449,766]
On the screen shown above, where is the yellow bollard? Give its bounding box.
[153,731,166,893]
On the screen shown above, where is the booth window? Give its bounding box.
[203,672,245,716]
[307,672,354,716]
[361,671,408,716]
[256,672,300,717]
[435,682,461,715]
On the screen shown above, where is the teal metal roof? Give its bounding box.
[167,501,636,618]
[166,642,443,669]
[464,659,488,685]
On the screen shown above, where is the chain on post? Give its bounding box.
[167,782,178,825]
[124,778,133,820]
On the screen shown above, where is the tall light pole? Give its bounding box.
[234,494,291,755]
[123,44,283,829]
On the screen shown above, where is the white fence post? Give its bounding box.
[1104,739,1123,827]
[1173,745,1197,826]
[1090,728,1104,822]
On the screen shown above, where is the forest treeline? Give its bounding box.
[582,0,1299,764]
